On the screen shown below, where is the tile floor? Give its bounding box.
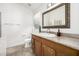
[6,44,35,56]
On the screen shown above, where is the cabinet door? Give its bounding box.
[35,40,42,56]
[42,45,55,56]
[32,39,35,53]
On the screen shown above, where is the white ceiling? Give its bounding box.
[26,3,43,10]
[22,3,47,14]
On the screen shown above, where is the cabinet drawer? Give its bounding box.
[32,35,42,42]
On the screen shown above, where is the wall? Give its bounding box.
[34,3,79,35]
[33,3,48,32]
[0,3,33,55]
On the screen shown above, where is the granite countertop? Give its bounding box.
[32,32,79,50]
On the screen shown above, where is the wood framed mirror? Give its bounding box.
[42,3,70,28]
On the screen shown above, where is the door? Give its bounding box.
[32,38,35,53]
[42,45,55,56]
[35,40,42,56]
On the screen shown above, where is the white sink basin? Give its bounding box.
[38,33,56,38]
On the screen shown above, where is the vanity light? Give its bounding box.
[47,3,55,8]
[47,3,52,7]
[47,3,53,8]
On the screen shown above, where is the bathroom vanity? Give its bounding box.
[32,33,79,56]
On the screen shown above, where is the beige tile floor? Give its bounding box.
[6,44,35,56]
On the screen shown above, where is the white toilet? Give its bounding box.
[25,38,31,48]
[24,32,32,48]
[24,27,34,48]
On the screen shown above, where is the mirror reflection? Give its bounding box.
[42,3,70,28]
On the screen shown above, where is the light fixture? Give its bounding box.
[47,3,55,8]
[48,3,52,7]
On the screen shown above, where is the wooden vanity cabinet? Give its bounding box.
[32,35,42,56]
[32,34,79,56]
[42,39,79,56]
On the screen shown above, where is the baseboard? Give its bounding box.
[7,43,25,49]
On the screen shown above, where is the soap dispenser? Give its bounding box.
[57,29,61,37]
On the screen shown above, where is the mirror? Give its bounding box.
[42,3,70,28]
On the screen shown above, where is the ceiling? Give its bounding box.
[22,3,47,14]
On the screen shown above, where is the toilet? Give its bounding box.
[24,32,32,48]
[25,38,31,48]
[24,27,33,48]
